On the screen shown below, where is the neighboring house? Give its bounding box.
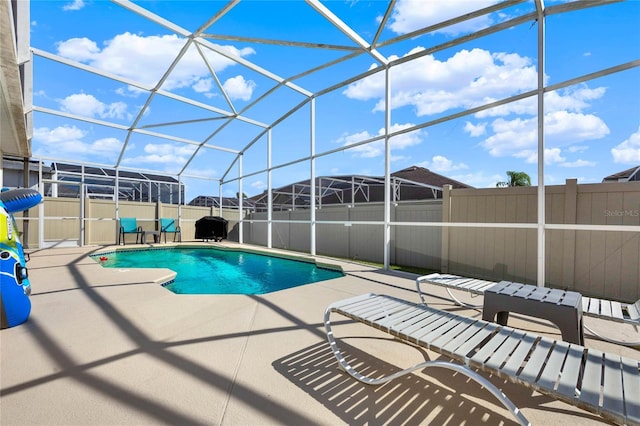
[47,162,184,203]
[188,195,256,211]
[246,166,473,212]
[1,156,50,189]
[602,166,640,183]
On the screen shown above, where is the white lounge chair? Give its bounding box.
[417,273,640,346]
[582,297,640,346]
[416,272,496,308]
[325,293,640,426]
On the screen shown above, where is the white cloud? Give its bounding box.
[481,117,536,157]
[568,145,589,153]
[343,42,610,163]
[56,33,255,95]
[515,148,598,168]
[193,78,213,93]
[611,126,640,164]
[388,0,499,36]
[560,159,596,168]
[34,125,86,143]
[421,155,469,172]
[182,167,218,178]
[480,112,609,158]
[475,84,607,118]
[59,93,129,120]
[144,143,196,163]
[57,37,100,62]
[337,123,424,158]
[543,148,565,164]
[545,110,609,142]
[464,121,486,137]
[344,48,537,116]
[62,0,85,11]
[449,171,503,188]
[33,126,123,159]
[250,180,266,190]
[222,75,256,101]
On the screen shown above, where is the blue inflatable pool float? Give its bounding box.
[1,188,42,329]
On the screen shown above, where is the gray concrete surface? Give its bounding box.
[2,243,638,425]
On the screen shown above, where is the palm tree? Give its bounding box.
[496,171,532,187]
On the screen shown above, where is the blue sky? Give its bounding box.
[29,0,640,202]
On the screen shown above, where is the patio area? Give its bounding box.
[1,243,638,425]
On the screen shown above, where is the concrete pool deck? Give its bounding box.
[1,243,638,425]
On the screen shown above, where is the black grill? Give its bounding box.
[195,216,228,242]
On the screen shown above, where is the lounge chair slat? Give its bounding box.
[416,315,464,346]
[483,330,523,371]
[612,302,626,321]
[458,280,488,291]
[628,303,640,321]
[451,323,500,358]
[601,300,613,318]
[469,328,513,365]
[441,320,488,355]
[499,333,538,378]
[427,318,476,349]
[418,273,497,296]
[391,310,443,338]
[602,353,625,420]
[359,300,408,324]
[335,294,383,312]
[579,349,604,407]
[376,305,423,329]
[555,344,584,399]
[358,297,406,317]
[517,338,554,384]
[536,340,570,391]
[372,306,421,331]
[587,298,602,316]
[397,311,443,337]
[621,357,640,424]
[408,314,456,344]
[386,306,432,332]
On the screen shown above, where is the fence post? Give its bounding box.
[441,185,452,273]
[562,178,578,288]
[156,200,161,231]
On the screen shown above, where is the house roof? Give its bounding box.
[51,162,180,184]
[602,166,640,182]
[188,195,256,209]
[243,165,472,211]
[391,166,472,190]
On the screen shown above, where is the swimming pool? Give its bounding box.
[91,247,344,295]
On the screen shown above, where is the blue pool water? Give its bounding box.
[92,247,344,295]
